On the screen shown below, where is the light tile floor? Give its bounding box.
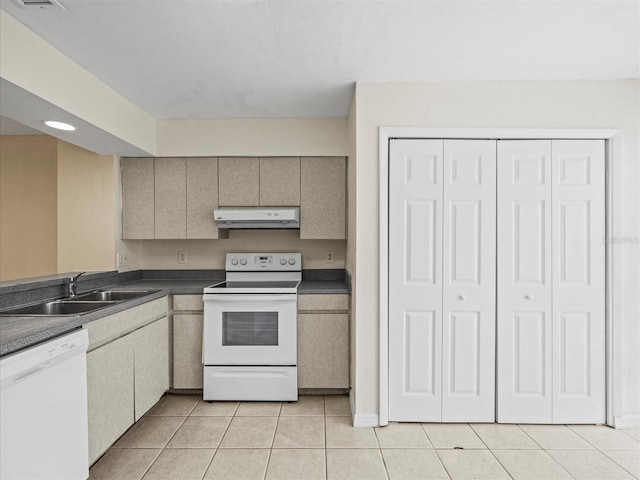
[90,394,640,480]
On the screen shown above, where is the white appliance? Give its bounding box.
[1,329,89,480]
[214,207,300,229]
[203,253,301,401]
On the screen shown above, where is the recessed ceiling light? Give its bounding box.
[43,120,76,131]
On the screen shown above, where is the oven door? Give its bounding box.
[203,294,297,366]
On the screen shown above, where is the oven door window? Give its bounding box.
[222,312,278,346]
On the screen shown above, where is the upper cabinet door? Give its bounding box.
[218,157,259,206]
[122,157,154,239]
[259,157,300,206]
[187,158,220,239]
[155,158,186,239]
[300,157,346,239]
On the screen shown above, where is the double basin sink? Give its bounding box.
[0,290,158,316]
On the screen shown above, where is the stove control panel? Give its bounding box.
[226,253,301,271]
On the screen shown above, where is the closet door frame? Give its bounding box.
[379,127,621,428]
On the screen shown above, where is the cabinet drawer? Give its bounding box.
[298,294,349,312]
[84,297,168,350]
[174,295,204,312]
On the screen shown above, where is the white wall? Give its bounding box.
[351,80,640,421]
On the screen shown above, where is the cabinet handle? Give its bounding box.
[524,294,533,300]
[457,295,466,301]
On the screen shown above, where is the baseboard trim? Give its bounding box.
[613,415,640,429]
[348,389,380,427]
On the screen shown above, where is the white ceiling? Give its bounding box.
[1,0,638,120]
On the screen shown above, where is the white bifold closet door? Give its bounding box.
[389,139,496,422]
[497,139,605,424]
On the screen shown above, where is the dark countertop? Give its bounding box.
[0,272,350,357]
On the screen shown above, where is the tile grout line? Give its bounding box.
[138,412,191,480]
[515,424,577,480]
[598,449,640,479]
[137,449,163,480]
[143,397,199,479]
[199,406,236,480]
[262,402,282,480]
[432,449,454,480]
[324,397,328,480]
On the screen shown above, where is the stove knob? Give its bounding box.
[240,258,247,265]
[280,258,287,265]
[288,258,296,265]
[231,259,238,265]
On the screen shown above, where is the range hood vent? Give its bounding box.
[214,207,300,229]
[12,0,65,8]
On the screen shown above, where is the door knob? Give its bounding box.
[524,294,533,300]
[457,294,466,301]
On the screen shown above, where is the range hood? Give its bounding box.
[214,207,300,229]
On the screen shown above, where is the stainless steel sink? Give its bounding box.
[0,289,159,317]
[0,301,115,316]
[73,290,154,302]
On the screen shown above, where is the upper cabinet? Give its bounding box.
[301,157,346,239]
[121,156,345,240]
[122,158,154,240]
[260,157,301,206]
[219,157,301,207]
[122,157,223,240]
[155,158,186,239]
[218,158,260,206]
[187,158,220,239]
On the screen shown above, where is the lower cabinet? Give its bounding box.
[85,300,169,465]
[173,313,204,389]
[298,313,349,388]
[133,317,170,420]
[297,294,350,389]
[87,334,134,464]
[172,293,351,391]
[173,295,205,389]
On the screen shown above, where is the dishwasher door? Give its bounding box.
[0,329,89,480]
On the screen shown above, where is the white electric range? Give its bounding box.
[202,253,301,401]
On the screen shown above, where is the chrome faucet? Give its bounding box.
[68,272,86,298]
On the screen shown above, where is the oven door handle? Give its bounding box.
[203,295,296,302]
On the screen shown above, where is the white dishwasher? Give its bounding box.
[1,329,89,480]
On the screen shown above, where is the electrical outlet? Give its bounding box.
[326,251,334,263]
[178,250,187,264]
[117,252,128,267]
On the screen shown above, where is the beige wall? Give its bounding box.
[0,136,119,280]
[0,136,58,281]
[157,118,348,157]
[137,232,344,270]
[57,141,117,273]
[351,80,640,420]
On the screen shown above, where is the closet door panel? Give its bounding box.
[551,139,605,423]
[389,139,443,421]
[497,140,553,423]
[442,139,496,422]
